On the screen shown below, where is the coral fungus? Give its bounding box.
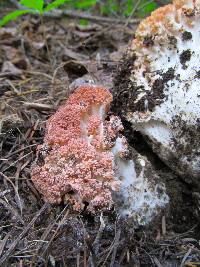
[31,85,168,224]
[31,85,120,211]
[113,0,200,185]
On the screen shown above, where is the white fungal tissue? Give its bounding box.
[120,0,200,184]
[112,136,169,225]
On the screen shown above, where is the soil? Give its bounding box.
[179,49,191,66]
[112,54,176,115]
[182,31,193,41]
[0,7,200,267]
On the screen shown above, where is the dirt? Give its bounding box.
[195,70,200,79]
[143,36,154,47]
[182,31,193,41]
[179,49,192,66]
[168,35,177,48]
[112,54,176,115]
[169,115,200,184]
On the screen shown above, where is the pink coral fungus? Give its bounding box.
[31,85,123,212]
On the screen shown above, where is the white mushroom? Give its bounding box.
[114,0,200,186]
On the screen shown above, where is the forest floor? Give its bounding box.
[1,5,200,267]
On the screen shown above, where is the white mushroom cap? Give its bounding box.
[120,0,200,183]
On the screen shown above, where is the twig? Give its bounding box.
[0,198,24,224]
[0,72,21,78]
[0,189,11,198]
[87,214,106,267]
[162,215,166,236]
[2,151,33,172]
[110,227,121,267]
[97,216,121,267]
[42,208,69,256]
[180,248,192,267]
[0,203,50,266]
[23,102,55,111]
[92,214,106,255]
[23,71,53,80]
[153,257,163,267]
[77,253,80,267]
[30,205,69,265]
[125,0,142,26]
[2,144,37,160]
[9,0,140,25]
[52,62,68,85]
[84,231,97,267]
[0,172,23,221]
[6,79,20,95]
[0,230,14,257]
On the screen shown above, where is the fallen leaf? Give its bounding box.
[1,61,22,75]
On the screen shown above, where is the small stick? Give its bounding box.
[0,198,24,224]
[0,203,50,266]
[0,230,14,257]
[9,0,140,25]
[0,189,11,198]
[23,102,54,111]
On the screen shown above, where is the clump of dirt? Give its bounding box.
[182,31,193,41]
[180,49,192,66]
[195,70,200,79]
[162,67,175,81]
[170,115,200,183]
[168,35,177,48]
[111,53,137,116]
[112,56,175,114]
[143,36,154,46]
